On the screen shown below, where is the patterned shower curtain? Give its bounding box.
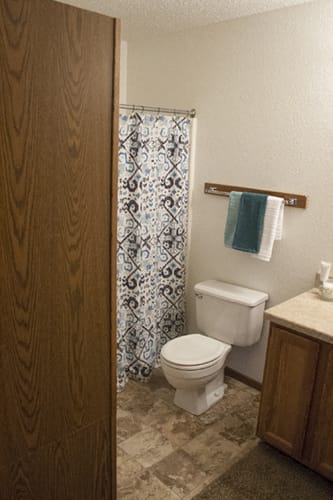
[117,112,191,391]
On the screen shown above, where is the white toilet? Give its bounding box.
[161,280,268,415]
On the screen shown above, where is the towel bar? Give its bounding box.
[204,183,307,209]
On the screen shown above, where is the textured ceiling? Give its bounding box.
[56,0,317,39]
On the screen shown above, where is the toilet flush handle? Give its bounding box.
[195,293,203,299]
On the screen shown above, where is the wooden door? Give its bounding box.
[304,344,333,480]
[0,0,119,498]
[257,325,319,458]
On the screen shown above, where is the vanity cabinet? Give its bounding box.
[258,322,333,481]
[304,344,333,479]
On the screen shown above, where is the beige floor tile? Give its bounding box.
[182,472,221,500]
[182,439,260,499]
[117,381,156,417]
[150,449,208,498]
[117,370,261,499]
[147,368,177,405]
[144,398,206,447]
[146,368,171,392]
[196,379,260,427]
[118,470,180,500]
[183,426,242,476]
[118,427,175,468]
[209,410,258,445]
[152,387,176,408]
[117,448,146,493]
[117,408,148,443]
[117,447,128,460]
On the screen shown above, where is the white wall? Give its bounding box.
[126,0,333,382]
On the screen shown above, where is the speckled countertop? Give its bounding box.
[265,288,333,344]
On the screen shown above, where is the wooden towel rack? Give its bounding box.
[204,183,307,209]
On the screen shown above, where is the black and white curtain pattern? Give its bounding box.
[117,112,191,391]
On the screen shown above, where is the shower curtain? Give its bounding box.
[117,111,191,391]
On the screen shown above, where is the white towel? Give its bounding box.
[252,196,284,262]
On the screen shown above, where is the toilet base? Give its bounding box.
[173,371,226,415]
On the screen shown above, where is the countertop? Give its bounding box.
[265,288,333,344]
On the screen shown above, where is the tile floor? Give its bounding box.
[117,369,260,499]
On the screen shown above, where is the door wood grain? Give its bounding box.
[0,0,119,497]
[0,419,110,500]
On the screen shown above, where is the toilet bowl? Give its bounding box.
[161,333,232,415]
[160,280,268,415]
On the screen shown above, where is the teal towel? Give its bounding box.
[232,193,268,253]
[224,191,242,248]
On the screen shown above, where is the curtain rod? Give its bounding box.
[120,103,196,118]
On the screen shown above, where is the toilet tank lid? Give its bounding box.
[194,280,269,307]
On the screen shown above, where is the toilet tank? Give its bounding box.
[194,280,269,346]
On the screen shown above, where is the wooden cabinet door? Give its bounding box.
[304,345,333,480]
[257,325,319,458]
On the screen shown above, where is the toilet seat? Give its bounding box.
[161,333,230,371]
